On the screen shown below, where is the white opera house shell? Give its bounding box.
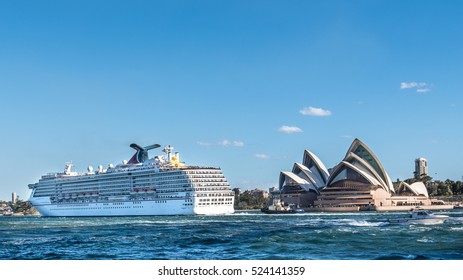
[278,138,451,211]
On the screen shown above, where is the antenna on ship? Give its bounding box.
[163,145,174,161]
[128,143,161,164]
[64,162,73,174]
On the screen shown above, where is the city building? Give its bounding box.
[415,157,428,178]
[1,201,13,216]
[12,192,17,204]
[278,138,452,211]
[242,188,269,199]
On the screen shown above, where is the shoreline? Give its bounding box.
[301,204,455,212]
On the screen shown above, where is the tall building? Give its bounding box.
[12,192,17,204]
[415,157,428,178]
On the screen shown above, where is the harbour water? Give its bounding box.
[1,210,463,260]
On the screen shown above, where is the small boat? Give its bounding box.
[262,208,305,214]
[261,199,304,214]
[388,208,448,225]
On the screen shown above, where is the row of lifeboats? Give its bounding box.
[52,192,100,199]
[130,187,157,194]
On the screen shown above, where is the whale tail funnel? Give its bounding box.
[127,143,161,164]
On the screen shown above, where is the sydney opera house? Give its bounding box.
[278,138,451,211]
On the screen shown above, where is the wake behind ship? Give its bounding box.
[28,144,235,217]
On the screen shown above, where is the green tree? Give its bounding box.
[235,192,269,210]
[427,184,438,196]
[11,199,35,214]
[436,182,452,196]
[420,175,433,185]
[451,181,463,195]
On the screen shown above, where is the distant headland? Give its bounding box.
[1,198,39,217]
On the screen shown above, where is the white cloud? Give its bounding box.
[299,106,332,116]
[234,141,245,147]
[416,88,431,93]
[400,81,431,93]
[400,82,420,89]
[197,140,244,147]
[278,126,303,134]
[255,154,272,159]
[222,140,244,147]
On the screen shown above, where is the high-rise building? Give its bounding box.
[12,192,17,204]
[415,158,428,178]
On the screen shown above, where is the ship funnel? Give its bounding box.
[128,143,161,164]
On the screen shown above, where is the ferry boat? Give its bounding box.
[388,208,448,225]
[28,144,235,217]
[261,199,305,214]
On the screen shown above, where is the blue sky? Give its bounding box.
[1,0,462,201]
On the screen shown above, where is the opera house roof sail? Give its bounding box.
[397,182,429,198]
[342,138,395,193]
[277,138,453,211]
[302,150,330,186]
[279,149,330,195]
[326,160,385,189]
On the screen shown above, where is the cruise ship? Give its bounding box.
[28,144,235,216]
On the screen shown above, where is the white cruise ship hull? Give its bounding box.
[35,200,191,217]
[33,199,234,217]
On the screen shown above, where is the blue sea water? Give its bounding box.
[1,210,463,260]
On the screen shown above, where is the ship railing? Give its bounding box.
[159,166,219,171]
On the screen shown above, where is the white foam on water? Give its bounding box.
[348,220,387,227]
[228,211,261,216]
[408,225,433,232]
[336,227,359,233]
[447,216,463,222]
[449,227,463,232]
[417,237,434,243]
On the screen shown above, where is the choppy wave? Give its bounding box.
[447,217,463,223]
[375,254,431,260]
[347,220,387,227]
[417,237,435,243]
[2,210,463,260]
